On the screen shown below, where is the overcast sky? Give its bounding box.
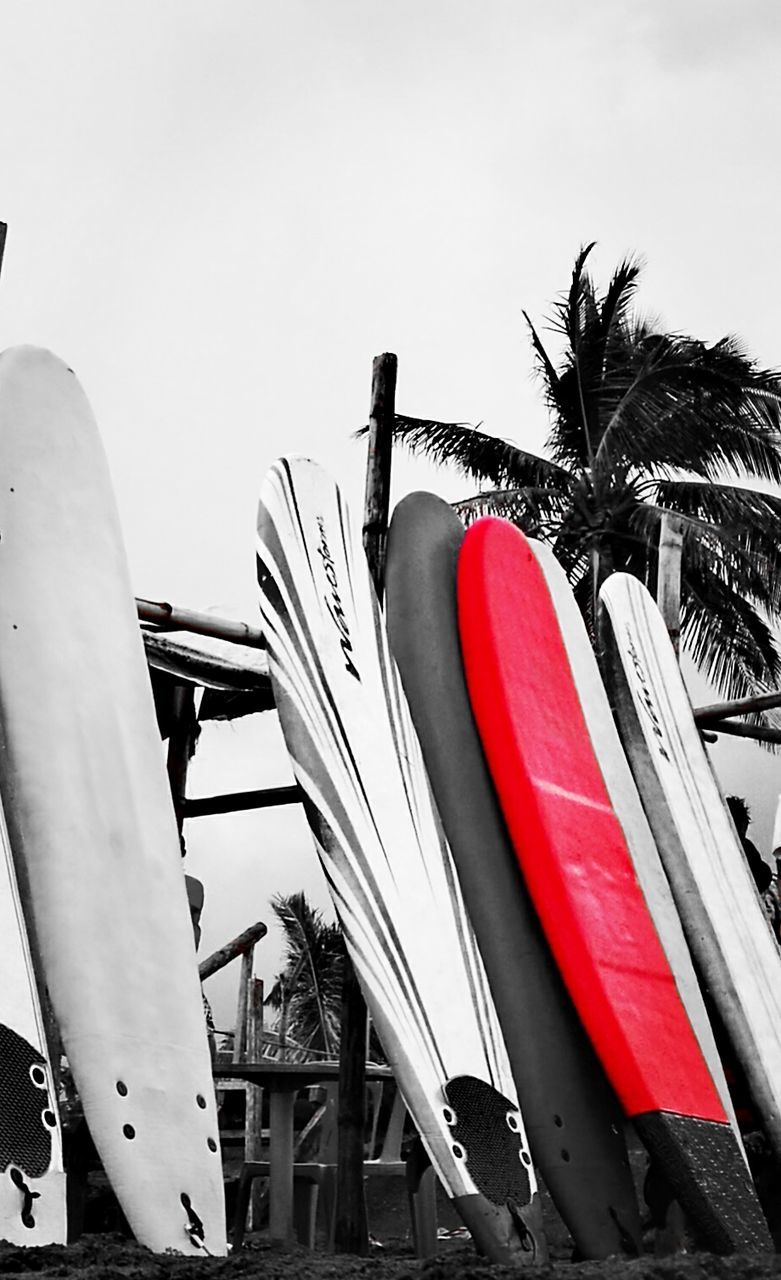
[2,1,781,1028]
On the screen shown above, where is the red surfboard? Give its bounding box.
[457,517,769,1254]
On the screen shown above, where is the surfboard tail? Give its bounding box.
[452,1191,547,1265]
[633,1112,771,1253]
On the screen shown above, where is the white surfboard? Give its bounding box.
[257,457,545,1265]
[530,541,739,1138]
[0,347,226,1255]
[1,799,66,1244]
[600,572,781,1159]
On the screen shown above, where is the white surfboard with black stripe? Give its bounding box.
[0,800,66,1244]
[256,457,545,1265]
[600,572,781,1161]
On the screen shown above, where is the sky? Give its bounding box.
[2,0,781,1029]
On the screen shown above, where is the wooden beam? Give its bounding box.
[137,597,264,648]
[199,920,268,981]
[166,683,197,835]
[183,784,301,818]
[657,512,683,659]
[698,719,781,746]
[694,689,781,724]
[361,353,397,606]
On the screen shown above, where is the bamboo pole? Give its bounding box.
[694,689,781,724]
[137,597,264,648]
[361,354,397,604]
[233,950,254,1064]
[334,353,397,1255]
[183,785,301,819]
[245,976,265,1229]
[166,683,197,835]
[199,920,268,981]
[657,512,683,659]
[696,720,781,746]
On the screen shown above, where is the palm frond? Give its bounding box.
[595,337,781,482]
[267,891,343,1058]
[681,559,781,707]
[453,484,574,538]
[373,415,574,492]
[635,483,781,611]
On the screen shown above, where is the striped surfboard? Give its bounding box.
[1,799,66,1244]
[600,572,781,1166]
[256,457,546,1265]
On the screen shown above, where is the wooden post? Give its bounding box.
[198,920,268,981]
[333,353,397,1256]
[245,976,264,1228]
[166,682,197,835]
[362,353,397,604]
[657,513,683,659]
[233,949,253,1064]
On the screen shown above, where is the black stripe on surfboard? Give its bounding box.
[302,790,450,1081]
[257,543,392,867]
[257,487,406,879]
[367,608,507,1084]
[279,457,317,586]
[370,588,438,891]
[259,518,437,897]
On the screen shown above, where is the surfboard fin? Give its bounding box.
[452,1190,546,1265]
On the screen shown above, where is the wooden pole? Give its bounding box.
[137,597,265,648]
[166,683,197,835]
[333,353,397,1256]
[245,976,265,1228]
[198,920,268,981]
[233,950,253,1064]
[361,354,397,603]
[184,784,301,819]
[694,688,781,724]
[697,719,781,746]
[657,512,683,659]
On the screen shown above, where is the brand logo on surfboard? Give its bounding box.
[625,635,670,762]
[316,517,360,681]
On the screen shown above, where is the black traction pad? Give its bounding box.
[0,1024,52,1178]
[443,1075,531,1209]
[634,1110,771,1253]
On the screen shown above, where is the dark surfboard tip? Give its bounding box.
[452,1190,548,1265]
[634,1111,771,1253]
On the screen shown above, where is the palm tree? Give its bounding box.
[264,891,343,1060]
[381,244,781,716]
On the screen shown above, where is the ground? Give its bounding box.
[4,1160,781,1280]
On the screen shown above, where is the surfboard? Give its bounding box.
[256,458,546,1265]
[599,572,781,1165]
[0,347,226,1256]
[1,798,66,1244]
[530,539,740,1137]
[384,491,640,1260]
[457,517,770,1254]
